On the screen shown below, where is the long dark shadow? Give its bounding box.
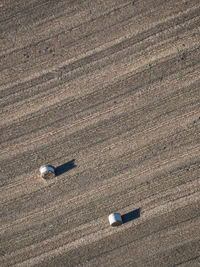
[122,208,140,224]
[55,159,76,176]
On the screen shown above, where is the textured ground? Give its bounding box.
[0,0,200,266]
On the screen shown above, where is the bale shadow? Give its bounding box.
[55,159,76,176]
[122,208,140,224]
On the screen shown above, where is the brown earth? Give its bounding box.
[0,0,200,266]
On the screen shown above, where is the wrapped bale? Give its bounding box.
[108,213,122,226]
[40,165,55,179]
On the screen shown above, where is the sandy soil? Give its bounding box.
[0,0,200,266]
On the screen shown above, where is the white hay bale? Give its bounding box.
[40,165,55,179]
[108,213,122,226]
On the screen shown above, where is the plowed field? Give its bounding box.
[0,0,200,266]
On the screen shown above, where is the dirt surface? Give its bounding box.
[0,0,200,266]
